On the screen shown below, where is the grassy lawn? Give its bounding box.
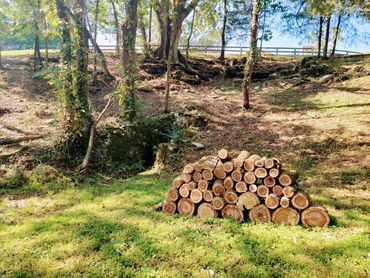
[1,49,58,57]
[0,172,369,277]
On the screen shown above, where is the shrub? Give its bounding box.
[0,167,28,189]
[30,164,60,184]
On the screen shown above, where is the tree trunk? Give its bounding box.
[149,4,152,51]
[75,0,91,141]
[331,13,342,57]
[44,35,49,68]
[93,0,100,81]
[242,0,260,110]
[153,0,170,59]
[259,6,266,54]
[120,0,138,122]
[164,25,172,113]
[186,9,195,60]
[318,16,323,58]
[111,1,120,58]
[323,15,331,59]
[0,36,2,68]
[138,4,150,58]
[219,0,228,62]
[33,0,42,71]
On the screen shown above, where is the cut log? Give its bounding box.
[197,203,218,218]
[223,161,234,172]
[254,158,265,167]
[153,201,163,211]
[272,185,283,196]
[301,206,330,228]
[167,187,179,202]
[212,196,225,210]
[282,186,295,198]
[183,163,194,174]
[291,192,310,210]
[244,171,257,184]
[280,196,290,208]
[272,207,300,226]
[257,185,269,198]
[193,171,202,182]
[0,135,43,145]
[249,204,271,223]
[263,176,276,187]
[218,148,231,161]
[238,192,260,210]
[214,165,227,179]
[231,169,244,182]
[212,179,226,196]
[198,179,209,192]
[187,181,197,190]
[279,174,292,186]
[264,158,275,169]
[183,173,192,183]
[203,190,214,202]
[202,169,214,181]
[179,184,190,198]
[243,159,255,171]
[249,184,258,193]
[255,167,268,178]
[235,181,248,193]
[162,200,177,215]
[192,161,203,172]
[269,168,280,178]
[223,176,234,190]
[178,198,195,216]
[190,189,203,204]
[234,150,250,168]
[265,194,280,209]
[224,190,238,204]
[172,176,185,188]
[199,155,219,171]
[221,205,244,222]
[248,154,261,162]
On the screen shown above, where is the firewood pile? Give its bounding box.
[159,149,330,227]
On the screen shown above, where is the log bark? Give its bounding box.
[249,204,271,223]
[167,187,179,202]
[291,191,310,210]
[202,169,214,181]
[190,188,203,204]
[282,186,295,198]
[265,194,280,209]
[301,206,330,227]
[162,200,177,215]
[237,192,260,210]
[257,185,269,198]
[218,148,231,161]
[212,196,225,210]
[272,185,283,196]
[235,181,248,193]
[203,190,214,202]
[179,184,190,197]
[199,155,219,171]
[263,176,276,187]
[222,205,244,222]
[255,167,267,178]
[280,196,290,208]
[224,190,238,204]
[272,207,300,226]
[212,179,225,196]
[178,198,195,216]
[231,169,244,182]
[197,203,218,218]
[198,179,209,192]
[223,176,234,190]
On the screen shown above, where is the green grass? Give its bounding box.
[0,174,369,277]
[1,49,58,57]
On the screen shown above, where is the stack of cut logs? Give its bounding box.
[160,149,330,227]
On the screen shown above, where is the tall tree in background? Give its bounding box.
[92,0,100,80]
[153,0,170,59]
[317,16,323,57]
[331,11,342,56]
[219,0,227,62]
[242,0,260,110]
[111,0,120,57]
[323,14,331,58]
[120,0,138,122]
[185,8,195,59]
